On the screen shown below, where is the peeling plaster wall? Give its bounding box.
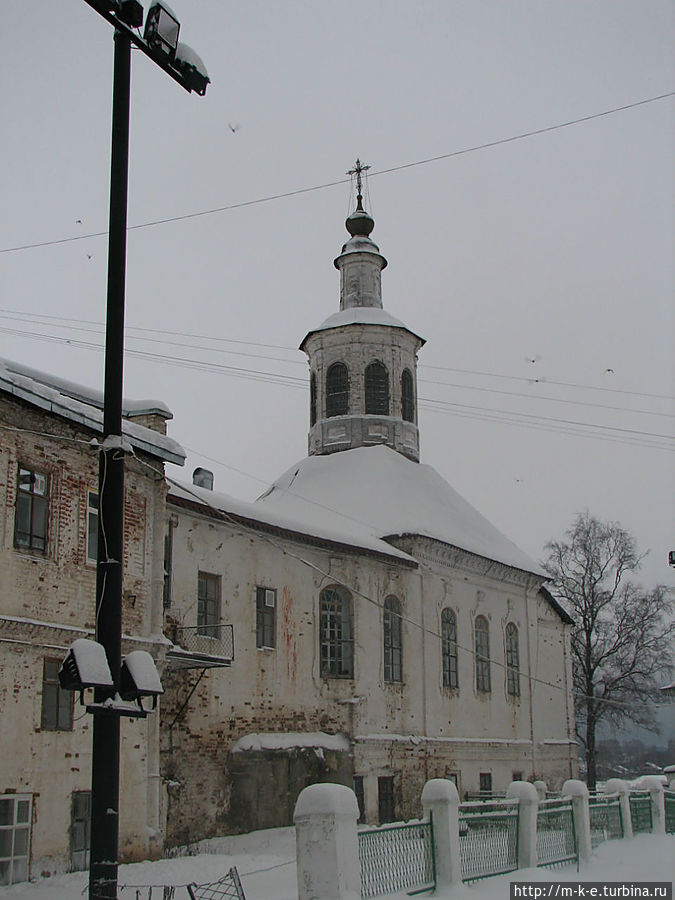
[0,392,168,876]
[162,497,577,843]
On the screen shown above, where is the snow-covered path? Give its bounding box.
[0,831,672,899]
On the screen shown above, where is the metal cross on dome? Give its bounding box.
[347,158,371,199]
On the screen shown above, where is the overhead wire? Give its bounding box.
[2,90,674,254]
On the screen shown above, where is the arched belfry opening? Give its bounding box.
[299,160,425,461]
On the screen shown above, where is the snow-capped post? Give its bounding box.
[421,778,462,888]
[562,780,592,862]
[603,779,633,839]
[638,776,666,834]
[533,780,548,803]
[506,781,539,869]
[294,783,361,900]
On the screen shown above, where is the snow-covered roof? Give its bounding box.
[0,358,185,465]
[168,478,415,564]
[256,446,545,577]
[300,307,425,348]
[231,732,350,753]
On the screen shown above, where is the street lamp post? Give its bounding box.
[80,3,209,897]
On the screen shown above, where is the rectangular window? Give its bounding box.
[256,587,276,649]
[14,467,48,552]
[479,772,492,796]
[197,572,220,638]
[320,587,353,678]
[41,659,73,731]
[0,794,31,886]
[378,776,395,825]
[512,771,523,783]
[86,490,98,563]
[352,776,366,824]
[70,791,91,872]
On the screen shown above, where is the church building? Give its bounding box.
[160,181,577,844]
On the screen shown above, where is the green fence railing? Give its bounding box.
[629,793,653,834]
[664,790,675,834]
[358,818,435,898]
[459,801,519,882]
[536,799,577,868]
[589,795,623,849]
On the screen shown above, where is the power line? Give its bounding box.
[3,309,673,403]
[2,90,673,254]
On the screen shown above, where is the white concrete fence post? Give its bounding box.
[604,778,633,840]
[293,783,361,900]
[638,776,666,835]
[506,781,539,869]
[562,780,592,863]
[421,778,463,889]
[533,781,548,803]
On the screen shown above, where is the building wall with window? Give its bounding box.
[160,471,576,844]
[0,363,184,883]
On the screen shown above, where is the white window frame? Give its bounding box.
[0,793,32,886]
[86,489,99,564]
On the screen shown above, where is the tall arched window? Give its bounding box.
[320,585,353,677]
[441,608,458,688]
[310,372,317,426]
[326,363,349,418]
[365,362,389,415]
[505,623,520,696]
[401,369,414,422]
[383,596,403,683]
[475,615,491,692]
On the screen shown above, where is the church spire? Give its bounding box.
[335,159,387,310]
[300,164,425,462]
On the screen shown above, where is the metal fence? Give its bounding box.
[536,799,577,868]
[358,818,435,898]
[629,792,653,834]
[589,795,623,849]
[665,790,675,834]
[458,800,519,882]
[170,624,234,662]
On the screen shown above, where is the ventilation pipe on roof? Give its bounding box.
[192,467,214,490]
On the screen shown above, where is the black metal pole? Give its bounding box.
[90,28,131,900]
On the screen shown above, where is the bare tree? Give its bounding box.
[543,512,674,789]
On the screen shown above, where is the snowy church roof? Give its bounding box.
[300,307,425,348]
[0,358,186,465]
[256,445,545,577]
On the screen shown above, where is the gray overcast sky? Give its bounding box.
[1,1,673,589]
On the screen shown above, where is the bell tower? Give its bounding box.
[300,161,425,461]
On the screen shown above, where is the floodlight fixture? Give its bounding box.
[174,42,210,95]
[144,1,180,60]
[119,649,164,710]
[59,638,114,701]
[118,0,144,27]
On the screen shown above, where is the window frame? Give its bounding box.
[41,658,73,731]
[441,607,459,689]
[197,571,221,638]
[326,362,349,418]
[383,596,403,683]
[256,586,277,650]
[319,585,354,678]
[479,772,493,796]
[86,489,99,564]
[310,372,317,426]
[474,615,491,693]
[505,622,521,697]
[0,793,32,886]
[364,361,390,415]
[352,775,366,824]
[377,775,395,825]
[14,466,49,553]
[401,368,415,422]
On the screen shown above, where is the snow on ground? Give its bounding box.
[0,831,672,899]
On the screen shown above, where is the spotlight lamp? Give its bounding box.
[119,649,164,710]
[144,1,181,60]
[174,41,210,95]
[59,638,114,702]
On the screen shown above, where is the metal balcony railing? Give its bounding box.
[166,623,234,669]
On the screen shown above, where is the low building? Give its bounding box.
[0,360,184,884]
